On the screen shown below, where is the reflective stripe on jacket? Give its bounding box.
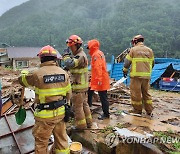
[63,47,89,92]
[19,61,72,118]
[124,42,154,79]
[55,147,70,154]
[88,39,110,91]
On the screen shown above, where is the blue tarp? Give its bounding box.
[155,58,180,64]
[151,62,172,84]
[151,58,180,84]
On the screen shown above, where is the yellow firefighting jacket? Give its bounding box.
[19,61,72,118]
[63,47,88,92]
[123,42,154,79]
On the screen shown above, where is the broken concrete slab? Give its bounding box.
[114,127,153,139]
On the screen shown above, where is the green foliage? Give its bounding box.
[0,0,180,61]
[169,152,180,154]
[173,142,180,150]
[154,131,169,138]
[116,123,123,128]
[5,65,13,70]
[154,131,180,153]
[115,110,123,116]
[100,126,114,133]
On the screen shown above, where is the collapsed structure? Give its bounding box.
[111,56,180,92]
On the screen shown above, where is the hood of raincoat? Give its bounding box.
[88,39,100,56]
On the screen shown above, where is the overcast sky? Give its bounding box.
[0,0,29,16]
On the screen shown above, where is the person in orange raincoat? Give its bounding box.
[87,39,110,120]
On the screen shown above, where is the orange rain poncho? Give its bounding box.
[88,39,110,91]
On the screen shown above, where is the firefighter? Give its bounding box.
[123,35,155,116]
[86,39,110,120]
[19,45,71,154]
[62,35,92,129]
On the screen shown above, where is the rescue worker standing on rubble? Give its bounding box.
[62,35,92,129]
[123,35,155,116]
[86,39,110,120]
[19,45,71,154]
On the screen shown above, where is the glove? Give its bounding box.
[123,72,127,78]
[63,66,69,71]
[64,103,74,122]
[97,81,102,86]
[64,103,71,122]
[123,67,128,78]
[21,70,29,75]
[62,47,71,57]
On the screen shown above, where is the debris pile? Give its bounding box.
[0,67,21,97]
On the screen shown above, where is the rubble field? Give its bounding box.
[0,67,179,154]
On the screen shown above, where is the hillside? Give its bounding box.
[0,0,180,61]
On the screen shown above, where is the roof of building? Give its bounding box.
[6,47,62,59]
[7,47,41,58]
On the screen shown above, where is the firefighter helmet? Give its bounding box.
[66,35,83,47]
[131,35,144,45]
[37,45,57,58]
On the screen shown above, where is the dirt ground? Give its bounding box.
[89,87,180,153]
[1,66,180,130]
[151,89,180,127]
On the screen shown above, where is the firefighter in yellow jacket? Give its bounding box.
[19,45,71,154]
[123,35,155,116]
[62,35,92,129]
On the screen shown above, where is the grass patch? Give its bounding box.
[115,110,122,115]
[154,131,169,138]
[100,126,114,133]
[153,131,180,153]
[173,142,180,151]
[116,123,123,128]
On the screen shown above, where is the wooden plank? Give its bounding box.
[1,100,13,116]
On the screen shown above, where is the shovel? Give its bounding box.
[15,87,26,125]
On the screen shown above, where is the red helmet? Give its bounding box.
[37,45,57,58]
[66,35,83,47]
[131,34,144,45]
